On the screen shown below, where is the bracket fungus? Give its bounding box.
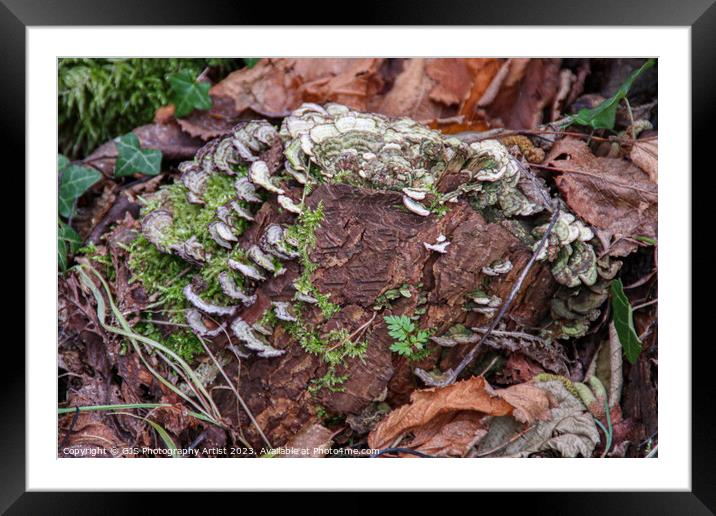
[133,101,609,371]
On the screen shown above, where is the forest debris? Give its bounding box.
[175,58,505,140]
[377,58,502,121]
[281,423,334,457]
[367,376,549,456]
[475,380,600,457]
[176,59,386,140]
[476,58,562,129]
[496,354,545,384]
[544,137,657,257]
[630,137,658,182]
[476,328,570,376]
[586,322,624,408]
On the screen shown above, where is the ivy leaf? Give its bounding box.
[570,58,655,131]
[243,58,260,69]
[114,133,162,177]
[58,154,102,218]
[58,220,82,272]
[610,278,643,364]
[168,70,212,118]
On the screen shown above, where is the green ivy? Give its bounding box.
[114,133,162,177]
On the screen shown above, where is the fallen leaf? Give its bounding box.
[367,376,550,456]
[496,353,545,384]
[586,322,624,408]
[282,423,334,458]
[375,59,438,120]
[475,58,562,129]
[630,137,658,182]
[379,58,503,122]
[544,137,657,256]
[475,380,600,458]
[179,58,386,140]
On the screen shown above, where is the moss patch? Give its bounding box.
[125,172,249,361]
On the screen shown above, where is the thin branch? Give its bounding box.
[414,200,561,387]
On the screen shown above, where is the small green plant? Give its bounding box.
[57,154,102,271]
[568,58,655,131]
[167,70,212,118]
[114,132,162,177]
[610,278,643,364]
[384,315,431,360]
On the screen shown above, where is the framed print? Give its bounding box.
[6,0,712,512]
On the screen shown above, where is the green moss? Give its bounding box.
[77,242,116,282]
[286,202,340,318]
[58,58,239,158]
[126,173,248,361]
[134,317,203,362]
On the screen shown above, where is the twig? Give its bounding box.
[471,423,537,457]
[471,327,546,343]
[414,200,561,387]
[632,298,658,311]
[196,335,273,450]
[370,447,434,458]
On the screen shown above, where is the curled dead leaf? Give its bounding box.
[475,380,600,458]
[367,376,550,457]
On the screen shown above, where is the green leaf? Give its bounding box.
[610,278,643,364]
[243,58,260,69]
[58,155,102,218]
[58,154,70,171]
[390,340,413,356]
[58,220,82,272]
[634,235,657,245]
[114,133,162,177]
[168,70,212,118]
[570,58,655,131]
[58,238,68,272]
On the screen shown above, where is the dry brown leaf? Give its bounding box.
[496,354,546,385]
[300,58,385,110]
[177,58,386,140]
[475,380,600,458]
[367,376,550,456]
[408,411,488,457]
[630,137,658,182]
[282,423,334,458]
[378,59,440,120]
[476,58,562,129]
[380,58,503,123]
[545,137,657,256]
[494,382,551,424]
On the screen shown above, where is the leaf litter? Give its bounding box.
[57,57,659,459]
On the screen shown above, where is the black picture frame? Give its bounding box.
[6,0,710,512]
